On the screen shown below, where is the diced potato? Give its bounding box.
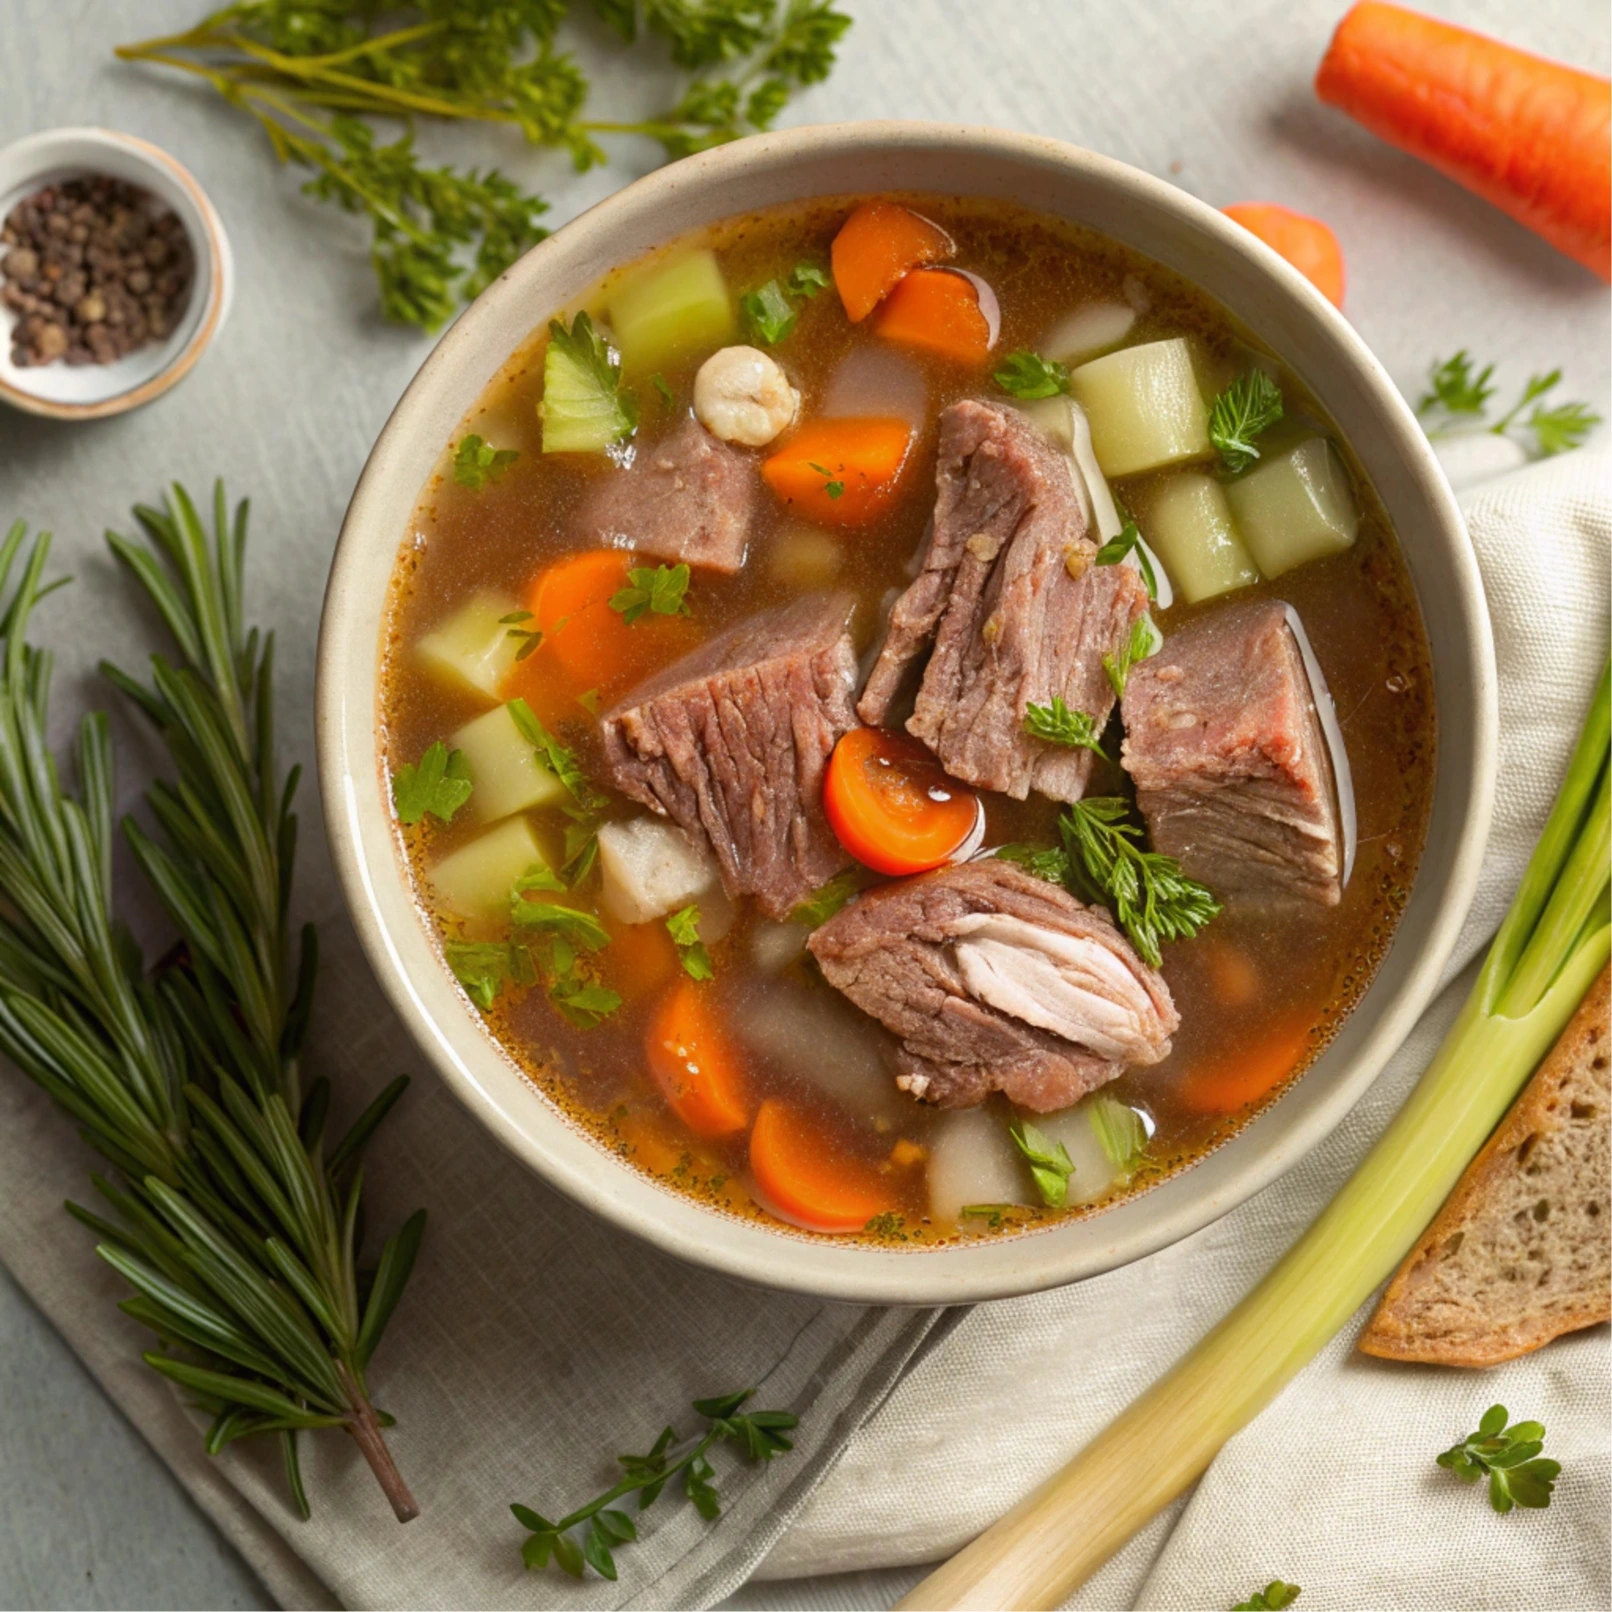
[1040,300,1136,366]
[1136,471,1261,604]
[451,703,565,821]
[1224,437,1360,578]
[751,919,809,971]
[596,816,719,926]
[926,1106,1034,1224]
[1032,1098,1131,1206]
[769,524,843,590]
[429,816,549,920]
[1067,337,1212,478]
[607,249,736,374]
[416,591,521,702]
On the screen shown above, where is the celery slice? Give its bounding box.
[540,313,637,456]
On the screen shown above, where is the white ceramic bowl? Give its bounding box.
[318,123,1497,1305]
[0,127,233,420]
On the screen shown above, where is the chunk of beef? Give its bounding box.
[1121,598,1344,905]
[808,859,1177,1112]
[600,592,857,919]
[858,399,1149,802]
[578,415,759,573]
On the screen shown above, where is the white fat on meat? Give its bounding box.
[946,910,1164,1064]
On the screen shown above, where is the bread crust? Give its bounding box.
[1358,963,1611,1367]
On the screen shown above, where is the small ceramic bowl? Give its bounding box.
[0,127,233,421]
[319,123,1498,1305]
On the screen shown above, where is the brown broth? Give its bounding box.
[379,195,1435,1246]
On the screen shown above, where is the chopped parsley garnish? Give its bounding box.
[959,1203,1017,1229]
[741,278,798,345]
[1208,369,1284,474]
[609,562,692,625]
[993,349,1069,400]
[445,939,533,1011]
[994,842,1072,885]
[789,869,862,927]
[652,373,677,409]
[453,433,520,490]
[499,609,543,661]
[1418,349,1496,418]
[666,903,714,980]
[391,741,473,825]
[1010,1118,1076,1208]
[1093,519,1158,601]
[788,261,831,298]
[506,699,607,813]
[807,460,845,499]
[1023,696,1106,756]
[510,896,611,950]
[1102,614,1161,700]
[1437,1404,1560,1513]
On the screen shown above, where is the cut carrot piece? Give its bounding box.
[645,978,749,1139]
[749,1099,898,1232]
[871,268,993,364]
[823,726,982,876]
[1315,1,1610,281]
[1201,937,1262,1008]
[601,914,680,1005]
[761,417,916,528]
[1222,203,1347,309]
[831,199,955,322]
[1176,1011,1317,1114]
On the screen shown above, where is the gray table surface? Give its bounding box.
[2,1,1607,1608]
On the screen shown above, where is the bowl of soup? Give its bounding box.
[318,122,1495,1303]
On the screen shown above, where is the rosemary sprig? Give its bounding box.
[0,486,424,1522]
[116,2,853,331]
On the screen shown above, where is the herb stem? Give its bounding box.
[339,1360,420,1524]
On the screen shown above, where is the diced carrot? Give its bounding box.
[748,1099,898,1232]
[1201,937,1262,1008]
[1222,203,1347,308]
[1175,1011,1317,1114]
[601,914,680,1005]
[645,978,749,1139]
[823,726,982,876]
[831,199,955,322]
[761,417,916,528]
[871,268,993,364]
[1315,1,1610,281]
[506,548,698,706]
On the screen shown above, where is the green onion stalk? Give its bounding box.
[902,664,1610,1611]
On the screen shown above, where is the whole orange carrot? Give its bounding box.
[1316,1,1610,280]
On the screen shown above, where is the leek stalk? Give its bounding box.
[901,664,1610,1612]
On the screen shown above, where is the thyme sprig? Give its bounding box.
[0,486,424,1522]
[117,2,853,331]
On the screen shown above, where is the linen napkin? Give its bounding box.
[756,448,1612,1610]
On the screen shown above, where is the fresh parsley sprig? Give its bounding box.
[1103,614,1161,700]
[667,904,714,980]
[391,740,473,825]
[452,433,519,490]
[1060,797,1220,967]
[1417,353,1600,457]
[1010,1118,1076,1208]
[741,278,798,345]
[610,563,692,625]
[1436,1404,1560,1514]
[1023,696,1107,756]
[118,3,854,331]
[1233,1582,1302,1610]
[994,350,1069,400]
[512,1389,798,1581]
[1209,370,1284,474]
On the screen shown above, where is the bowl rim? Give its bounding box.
[318,120,1497,1305]
[0,126,232,421]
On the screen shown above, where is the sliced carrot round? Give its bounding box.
[748,1099,898,1233]
[645,978,749,1138]
[761,417,916,528]
[1175,1010,1317,1114]
[1222,203,1347,309]
[831,200,955,322]
[823,726,982,876]
[871,268,994,364]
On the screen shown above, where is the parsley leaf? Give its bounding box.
[506,699,608,813]
[1088,1094,1149,1175]
[994,842,1073,885]
[1059,797,1220,967]
[666,903,715,980]
[1010,1118,1076,1208]
[787,261,830,298]
[959,1204,1017,1229]
[609,563,692,625]
[549,974,623,1029]
[391,741,473,825]
[499,609,543,661]
[1093,520,1158,601]
[652,373,677,409]
[453,433,519,490]
[1209,370,1284,474]
[741,278,798,344]
[789,869,862,928]
[1526,399,1601,457]
[1436,1404,1560,1514]
[1102,614,1161,700]
[993,350,1069,400]
[1418,350,1496,418]
[445,939,534,1011]
[510,896,611,951]
[1233,1582,1302,1610]
[807,460,845,499]
[1023,696,1106,756]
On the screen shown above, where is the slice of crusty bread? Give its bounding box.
[1359,963,1610,1367]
